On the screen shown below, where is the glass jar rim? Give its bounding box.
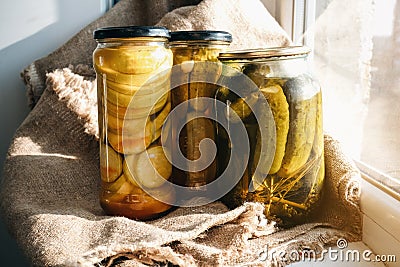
[218,46,311,60]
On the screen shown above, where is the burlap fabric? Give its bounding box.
[22,0,204,108]
[1,0,362,266]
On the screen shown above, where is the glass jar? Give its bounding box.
[168,31,232,190]
[93,26,174,220]
[216,47,324,227]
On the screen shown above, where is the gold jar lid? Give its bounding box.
[218,46,311,60]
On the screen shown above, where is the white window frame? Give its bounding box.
[263,0,316,48]
[265,0,400,193]
[263,1,400,264]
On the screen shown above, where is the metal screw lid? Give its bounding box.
[218,46,311,60]
[170,30,233,43]
[94,26,170,40]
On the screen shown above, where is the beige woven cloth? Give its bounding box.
[1,0,361,266]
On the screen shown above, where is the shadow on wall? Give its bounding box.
[0,0,106,172]
[0,1,107,266]
[0,220,31,266]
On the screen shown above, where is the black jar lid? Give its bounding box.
[93,26,170,40]
[169,30,232,43]
[218,46,311,60]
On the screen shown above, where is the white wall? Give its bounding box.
[0,0,108,265]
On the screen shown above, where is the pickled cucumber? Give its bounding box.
[190,48,222,84]
[215,86,237,104]
[122,155,140,187]
[100,143,123,182]
[221,62,244,77]
[259,85,289,174]
[106,85,169,109]
[134,145,172,188]
[95,63,170,87]
[185,115,217,186]
[171,47,222,112]
[107,113,148,135]
[250,119,275,189]
[105,74,170,96]
[313,91,324,156]
[94,46,172,74]
[103,173,136,194]
[171,47,191,115]
[172,48,193,66]
[106,97,166,120]
[243,63,271,87]
[193,47,221,62]
[225,93,259,123]
[285,90,323,203]
[107,129,153,154]
[170,45,226,187]
[277,76,318,177]
[151,101,171,131]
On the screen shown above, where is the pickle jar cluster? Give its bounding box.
[168,30,232,190]
[216,47,324,227]
[93,25,325,226]
[93,26,174,220]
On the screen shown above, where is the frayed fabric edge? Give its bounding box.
[46,65,98,138]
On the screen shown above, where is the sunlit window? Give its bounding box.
[361,0,400,180]
[263,0,400,186]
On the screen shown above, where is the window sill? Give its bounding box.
[360,174,400,267]
[290,168,400,266]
